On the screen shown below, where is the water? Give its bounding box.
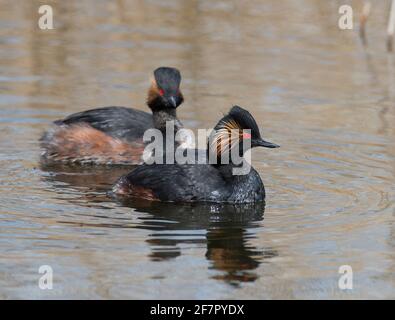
[0,0,394,299]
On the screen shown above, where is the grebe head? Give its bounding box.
[147,67,184,111]
[210,106,279,159]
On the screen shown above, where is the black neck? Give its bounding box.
[214,161,251,180]
[207,145,247,177]
[215,161,263,202]
[152,109,183,132]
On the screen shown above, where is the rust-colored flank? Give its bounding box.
[43,124,144,164]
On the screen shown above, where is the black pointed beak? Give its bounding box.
[256,139,280,148]
[168,96,177,108]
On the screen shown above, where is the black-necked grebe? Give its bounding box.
[40,67,184,165]
[112,106,279,203]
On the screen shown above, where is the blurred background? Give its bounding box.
[0,0,394,299]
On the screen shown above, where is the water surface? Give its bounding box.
[0,0,395,299]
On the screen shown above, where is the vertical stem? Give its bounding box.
[388,0,395,51]
[359,1,371,46]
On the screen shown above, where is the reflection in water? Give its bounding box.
[41,164,276,285]
[125,200,275,285]
[40,163,133,193]
[40,163,132,207]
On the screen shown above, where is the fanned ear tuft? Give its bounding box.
[210,109,245,157]
[210,105,262,157]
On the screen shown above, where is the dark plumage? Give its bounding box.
[112,106,279,203]
[40,67,184,165]
[53,106,153,142]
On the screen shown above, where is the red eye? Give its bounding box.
[159,89,165,96]
[242,132,252,139]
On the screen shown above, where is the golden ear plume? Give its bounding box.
[210,118,243,156]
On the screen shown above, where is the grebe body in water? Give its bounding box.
[40,67,184,165]
[112,106,279,203]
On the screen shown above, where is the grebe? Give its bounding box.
[112,106,279,203]
[40,67,184,165]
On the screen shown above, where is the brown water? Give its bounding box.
[1,0,395,299]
